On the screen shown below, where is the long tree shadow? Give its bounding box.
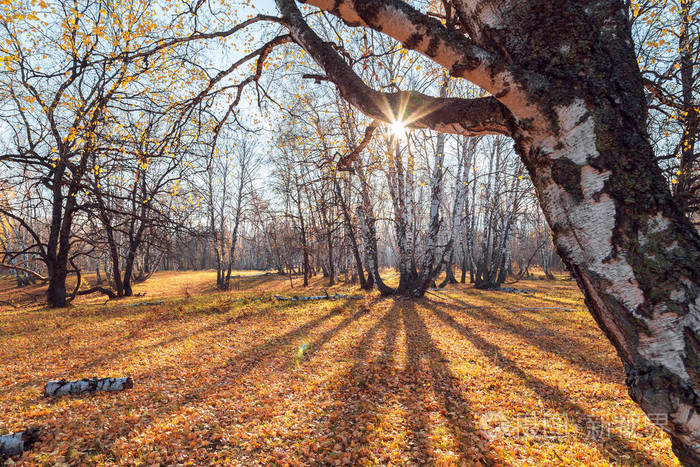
[223,300,352,373]
[519,293,585,308]
[305,303,403,464]
[308,301,497,465]
[469,289,582,314]
[92,299,361,455]
[432,295,623,385]
[430,306,664,466]
[7,299,296,398]
[299,306,372,363]
[401,301,495,466]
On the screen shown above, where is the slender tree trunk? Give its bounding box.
[358,199,393,295]
[223,220,240,290]
[45,165,68,307]
[300,214,310,287]
[442,136,474,288]
[415,129,447,295]
[439,261,457,288]
[460,252,467,284]
[95,259,102,284]
[673,0,699,215]
[326,228,335,286]
[336,177,367,289]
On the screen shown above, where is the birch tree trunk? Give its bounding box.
[357,167,393,295]
[415,130,447,295]
[335,175,368,289]
[441,137,476,288]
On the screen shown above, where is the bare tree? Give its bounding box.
[203,134,258,290]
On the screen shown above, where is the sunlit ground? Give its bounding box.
[0,271,677,465]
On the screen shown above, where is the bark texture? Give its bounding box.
[44,377,133,397]
[0,428,40,459]
[277,0,700,462]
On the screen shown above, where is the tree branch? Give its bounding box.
[276,0,515,136]
[337,120,379,170]
[298,0,501,86]
[0,263,47,281]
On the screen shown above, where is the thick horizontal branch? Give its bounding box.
[298,0,502,88]
[292,0,552,127]
[276,0,514,136]
[386,91,515,135]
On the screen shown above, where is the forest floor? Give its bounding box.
[0,271,678,466]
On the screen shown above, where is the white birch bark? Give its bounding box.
[0,428,40,459]
[44,377,133,397]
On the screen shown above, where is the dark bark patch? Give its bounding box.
[449,59,481,77]
[425,35,440,58]
[493,87,510,99]
[517,117,535,132]
[626,219,700,319]
[403,32,423,50]
[550,157,583,202]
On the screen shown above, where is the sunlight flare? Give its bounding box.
[389,119,408,141]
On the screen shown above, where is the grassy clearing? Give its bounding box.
[0,271,677,465]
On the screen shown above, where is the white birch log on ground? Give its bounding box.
[273,294,363,301]
[495,287,535,294]
[0,428,40,459]
[44,377,133,397]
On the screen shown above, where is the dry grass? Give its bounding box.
[0,271,677,465]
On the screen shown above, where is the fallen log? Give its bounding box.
[510,307,573,312]
[44,377,133,397]
[273,293,363,301]
[0,427,40,459]
[496,287,536,294]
